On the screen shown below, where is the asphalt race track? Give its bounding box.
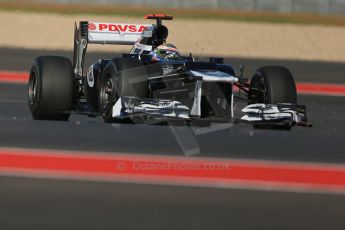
[0,48,345,230]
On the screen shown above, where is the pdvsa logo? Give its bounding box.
[97,24,147,33]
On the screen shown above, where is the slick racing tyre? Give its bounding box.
[99,57,149,123]
[28,56,74,121]
[248,66,297,130]
[248,66,297,104]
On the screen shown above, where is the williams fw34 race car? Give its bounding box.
[28,14,310,129]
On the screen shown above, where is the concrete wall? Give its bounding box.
[14,0,345,15]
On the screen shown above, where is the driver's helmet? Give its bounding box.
[150,44,180,61]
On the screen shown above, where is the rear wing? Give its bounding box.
[80,21,152,45]
[73,16,171,76]
[73,21,151,76]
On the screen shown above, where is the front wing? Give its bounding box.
[111,96,310,128]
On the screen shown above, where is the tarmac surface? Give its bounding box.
[0,48,344,230]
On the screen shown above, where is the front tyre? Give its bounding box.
[248,66,297,130]
[99,65,116,122]
[99,57,149,123]
[249,66,297,104]
[28,56,74,121]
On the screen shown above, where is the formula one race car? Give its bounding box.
[28,14,310,128]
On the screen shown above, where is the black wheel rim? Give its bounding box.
[249,75,267,104]
[28,72,38,106]
[100,74,114,113]
[258,77,268,103]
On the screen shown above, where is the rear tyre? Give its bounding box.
[249,66,297,104]
[28,56,74,121]
[99,57,148,123]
